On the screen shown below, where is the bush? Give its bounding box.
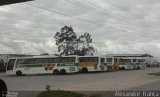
[148,72,160,76]
[36,90,86,97]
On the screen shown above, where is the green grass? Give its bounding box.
[148,72,160,76]
[36,90,86,97]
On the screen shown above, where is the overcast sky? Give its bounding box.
[0,0,160,57]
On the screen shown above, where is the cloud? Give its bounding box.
[0,0,160,57]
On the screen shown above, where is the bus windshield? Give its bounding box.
[7,59,16,70]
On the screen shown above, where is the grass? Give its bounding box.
[36,90,86,97]
[148,72,160,76]
[36,85,102,97]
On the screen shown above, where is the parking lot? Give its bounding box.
[0,68,160,91]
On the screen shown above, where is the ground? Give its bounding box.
[0,68,160,97]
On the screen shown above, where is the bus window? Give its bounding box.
[23,58,35,64]
[44,58,52,63]
[121,59,131,63]
[79,57,88,62]
[35,58,44,64]
[61,57,69,63]
[16,59,25,64]
[88,57,98,62]
[138,59,145,62]
[69,57,75,62]
[88,57,93,62]
[106,58,112,62]
[133,59,137,62]
[53,58,60,63]
[7,59,15,70]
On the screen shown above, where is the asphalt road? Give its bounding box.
[0,68,160,92]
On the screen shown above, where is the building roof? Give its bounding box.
[105,54,153,57]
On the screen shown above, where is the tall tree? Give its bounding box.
[79,32,95,55]
[54,25,77,56]
[54,26,95,56]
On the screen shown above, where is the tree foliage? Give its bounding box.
[54,25,95,56]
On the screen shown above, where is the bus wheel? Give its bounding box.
[60,69,66,75]
[82,68,88,73]
[16,70,22,76]
[122,67,125,70]
[137,66,140,69]
[53,69,59,75]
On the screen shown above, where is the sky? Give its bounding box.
[0,0,160,57]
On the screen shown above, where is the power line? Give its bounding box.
[103,0,154,30]
[83,0,154,31]
[67,0,152,34]
[68,0,111,17]
[25,3,136,33]
[25,3,103,26]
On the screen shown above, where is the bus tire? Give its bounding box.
[16,70,22,76]
[137,66,140,69]
[53,69,59,75]
[82,68,88,73]
[60,69,66,75]
[122,67,125,70]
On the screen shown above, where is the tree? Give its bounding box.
[54,25,77,56]
[79,32,95,56]
[40,53,49,55]
[54,26,95,56]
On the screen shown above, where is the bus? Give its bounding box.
[105,57,120,71]
[136,58,146,69]
[0,59,5,72]
[78,56,107,73]
[6,56,79,76]
[119,58,133,70]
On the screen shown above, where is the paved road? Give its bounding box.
[0,68,160,92]
[129,80,160,91]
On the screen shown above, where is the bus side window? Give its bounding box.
[69,57,75,62]
[23,59,35,64]
[53,58,60,63]
[16,59,23,64]
[79,58,87,62]
[88,57,93,62]
[61,57,69,63]
[35,58,44,64]
[94,57,98,62]
[106,58,112,63]
[44,58,52,64]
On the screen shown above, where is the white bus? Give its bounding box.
[132,58,145,69]
[119,58,133,70]
[105,57,120,71]
[6,56,79,76]
[78,56,107,73]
